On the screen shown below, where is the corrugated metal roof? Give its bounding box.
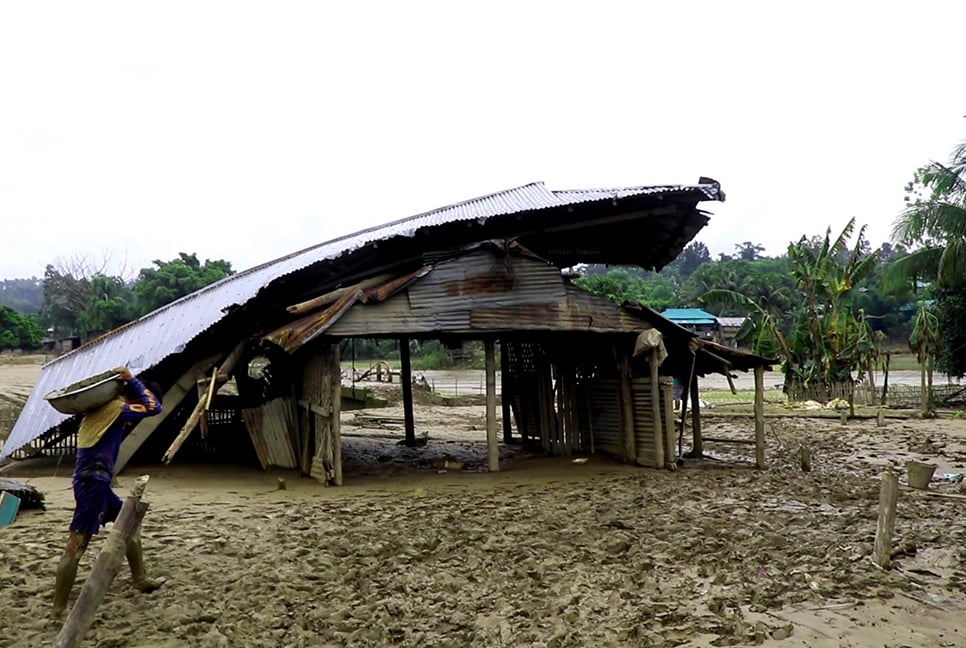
[661,308,718,324]
[3,179,722,459]
[552,183,723,203]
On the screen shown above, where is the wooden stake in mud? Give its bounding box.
[873,471,899,570]
[53,476,151,648]
[754,366,765,469]
[799,444,811,472]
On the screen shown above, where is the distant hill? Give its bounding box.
[0,278,43,314]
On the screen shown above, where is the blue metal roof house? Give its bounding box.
[660,308,718,326]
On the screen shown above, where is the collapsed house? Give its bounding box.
[1,179,773,483]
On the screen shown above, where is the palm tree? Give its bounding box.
[890,139,966,289]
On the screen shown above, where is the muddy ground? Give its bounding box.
[2,361,966,646]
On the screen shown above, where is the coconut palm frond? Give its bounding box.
[883,248,942,289]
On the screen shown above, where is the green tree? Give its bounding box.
[134,253,234,315]
[891,140,966,289]
[0,305,44,350]
[79,274,136,335]
[703,219,881,397]
[889,136,966,377]
[909,302,942,414]
[734,241,766,261]
[664,241,711,279]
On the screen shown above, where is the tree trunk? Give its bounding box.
[880,352,890,407]
[920,344,928,415]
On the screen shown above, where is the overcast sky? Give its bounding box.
[1,2,964,280]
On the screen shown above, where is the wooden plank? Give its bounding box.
[115,354,220,474]
[702,437,757,445]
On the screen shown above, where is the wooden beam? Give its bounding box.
[115,354,219,475]
[287,273,395,315]
[400,337,416,446]
[485,340,499,472]
[53,477,151,648]
[754,365,765,469]
[162,342,247,464]
[649,347,664,468]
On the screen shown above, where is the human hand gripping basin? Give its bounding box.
[43,370,125,415]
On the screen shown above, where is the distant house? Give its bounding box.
[715,317,748,349]
[660,308,718,340]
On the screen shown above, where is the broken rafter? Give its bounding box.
[286,273,396,315]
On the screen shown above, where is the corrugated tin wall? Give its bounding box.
[587,377,673,468]
[242,397,297,469]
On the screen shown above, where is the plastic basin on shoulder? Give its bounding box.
[43,370,124,415]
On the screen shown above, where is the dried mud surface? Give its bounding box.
[3,363,966,646]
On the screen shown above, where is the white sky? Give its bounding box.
[1,1,964,279]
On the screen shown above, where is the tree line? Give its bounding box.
[0,253,233,351]
[575,130,966,395]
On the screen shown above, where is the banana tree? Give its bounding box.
[702,218,881,401]
[910,302,942,414]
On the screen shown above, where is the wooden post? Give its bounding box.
[800,445,811,472]
[53,477,151,648]
[689,373,701,460]
[649,347,664,468]
[331,346,343,486]
[400,337,416,446]
[617,351,636,463]
[500,341,513,444]
[485,340,499,472]
[873,471,899,569]
[877,408,885,427]
[754,366,765,469]
[880,352,890,406]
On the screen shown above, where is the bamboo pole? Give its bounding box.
[286,273,395,314]
[754,366,765,469]
[53,477,151,648]
[873,471,899,569]
[485,340,499,472]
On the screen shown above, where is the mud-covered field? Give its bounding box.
[2,359,966,647]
